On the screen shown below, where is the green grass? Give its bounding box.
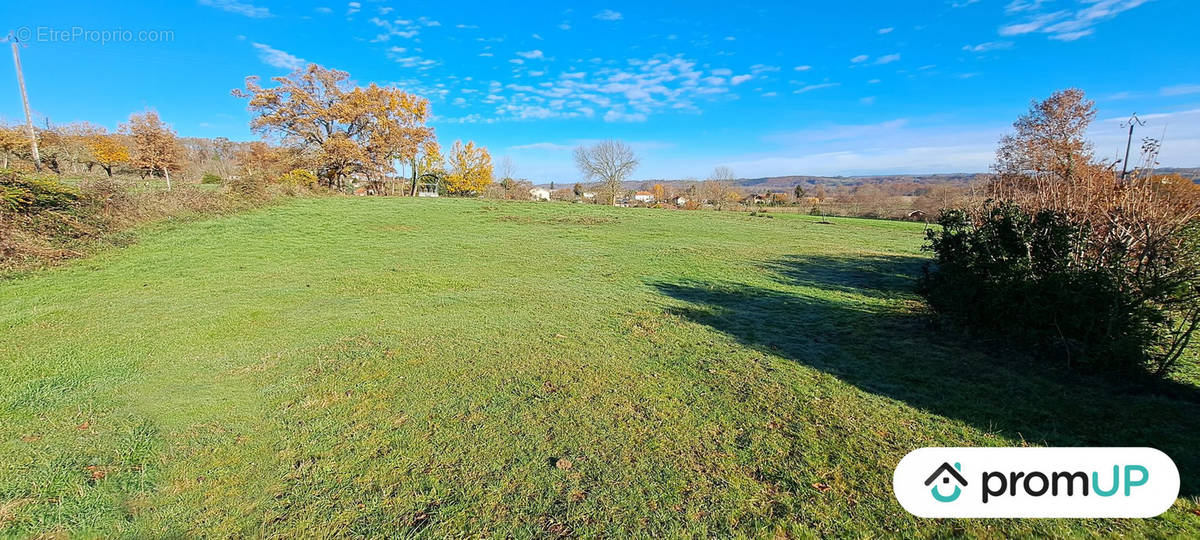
[1,197,1197,537]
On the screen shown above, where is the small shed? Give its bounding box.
[530,187,551,200]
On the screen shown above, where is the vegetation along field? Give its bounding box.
[2,196,1198,537]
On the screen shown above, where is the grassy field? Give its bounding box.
[1,197,1197,537]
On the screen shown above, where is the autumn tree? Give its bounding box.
[574,140,639,205]
[236,141,290,180]
[85,133,130,177]
[55,122,106,174]
[652,183,665,202]
[407,139,444,196]
[0,125,28,169]
[234,64,434,190]
[121,111,183,190]
[445,140,493,195]
[995,88,1095,180]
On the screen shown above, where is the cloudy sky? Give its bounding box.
[1,0,1197,181]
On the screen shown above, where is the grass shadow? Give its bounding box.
[652,253,1200,497]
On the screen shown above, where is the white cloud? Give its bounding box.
[347,1,360,16]
[794,65,812,71]
[478,53,738,124]
[877,27,894,34]
[594,9,622,21]
[875,53,901,65]
[998,0,1150,41]
[794,82,840,94]
[370,17,425,41]
[532,33,543,40]
[750,64,780,74]
[731,74,753,85]
[509,58,525,64]
[860,96,876,105]
[962,41,1014,52]
[604,109,648,122]
[559,21,571,30]
[251,42,304,69]
[850,54,869,63]
[1005,0,1047,13]
[1161,84,1200,96]
[456,24,478,29]
[516,50,545,59]
[199,0,270,18]
[711,68,733,76]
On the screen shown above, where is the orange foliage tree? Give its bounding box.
[444,140,493,195]
[234,64,435,190]
[85,134,130,177]
[121,111,183,190]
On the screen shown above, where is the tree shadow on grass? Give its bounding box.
[652,253,1200,497]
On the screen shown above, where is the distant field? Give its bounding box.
[1,197,1197,537]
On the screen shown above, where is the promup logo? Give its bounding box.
[894,448,1179,518]
[925,462,967,502]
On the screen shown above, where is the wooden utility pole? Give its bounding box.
[7,32,41,171]
[1119,113,1144,181]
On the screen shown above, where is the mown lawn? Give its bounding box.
[1,197,1197,537]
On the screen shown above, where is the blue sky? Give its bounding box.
[1,0,1197,181]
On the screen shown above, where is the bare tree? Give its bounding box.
[701,166,738,208]
[497,155,515,183]
[574,140,639,205]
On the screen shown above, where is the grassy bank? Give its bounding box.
[1,197,1197,537]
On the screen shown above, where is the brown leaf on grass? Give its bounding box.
[1191,507,1200,517]
[20,435,40,443]
[555,458,573,471]
[811,482,831,493]
[77,421,90,430]
[85,466,106,480]
[554,333,566,339]
[569,489,587,502]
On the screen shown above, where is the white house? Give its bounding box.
[633,191,655,203]
[674,196,689,205]
[582,191,596,199]
[530,187,551,200]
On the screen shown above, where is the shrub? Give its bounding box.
[201,173,223,185]
[0,169,80,214]
[921,200,1200,376]
[278,169,318,187]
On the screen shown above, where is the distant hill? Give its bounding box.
[603,173,991,192]
[1155,168,1200,182]
[541,169,1199,190]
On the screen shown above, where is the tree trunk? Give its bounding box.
[164,167,172,191]
[103,164,113,177]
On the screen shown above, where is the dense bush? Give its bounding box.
[278,168,318,187]
[201,172,223,184]
[921,201,1200,376]
[0,169,80,214]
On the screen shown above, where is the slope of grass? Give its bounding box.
[1,197,1197,537]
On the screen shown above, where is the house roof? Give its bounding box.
[635,190,653,196]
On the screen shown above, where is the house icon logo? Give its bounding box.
[924,462,968,502]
